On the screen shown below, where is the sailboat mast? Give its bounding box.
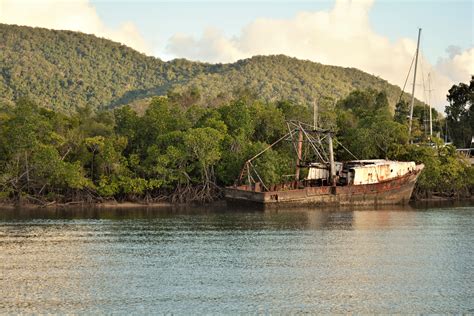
[428,72,433,139]
[408,28,422,139]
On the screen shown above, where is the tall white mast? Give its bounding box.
[408,28,422,139]
[428,72,433,139]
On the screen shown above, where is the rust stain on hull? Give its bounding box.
[225,167,423,208]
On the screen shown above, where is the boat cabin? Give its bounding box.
[307,160,416,186]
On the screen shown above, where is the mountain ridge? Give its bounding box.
[0,23,424,112]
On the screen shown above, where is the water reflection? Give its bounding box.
[0,203,419,229]
[0,203,473,313]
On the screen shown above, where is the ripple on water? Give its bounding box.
[0,206,473,313]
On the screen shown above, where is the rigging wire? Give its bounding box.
[334,138,359,161]
[419,51,430,137]
[397,52,416,104]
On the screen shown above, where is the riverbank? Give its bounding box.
[0,200,174,210]
[1,196,472,210]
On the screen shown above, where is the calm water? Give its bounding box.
[1,203,473,313]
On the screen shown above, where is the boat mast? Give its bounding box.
[327,133,336,186]
[428,72,433,139]
[408,28,422,139]
[295,128,304,180]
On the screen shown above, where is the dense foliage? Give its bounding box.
[0,96,297,203]
[445,76,473,148]
[0,23,425,113]
[0,88,471,205]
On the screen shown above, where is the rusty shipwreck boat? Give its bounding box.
[225,121,424,207]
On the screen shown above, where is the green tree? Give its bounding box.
[336,89,408,160]
[184,127,224,184]
[394,99,409,124]
[445,76,473,147]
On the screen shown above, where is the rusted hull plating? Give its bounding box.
[225,166,423,208]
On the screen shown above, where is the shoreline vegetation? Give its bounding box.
[0,79,472,207]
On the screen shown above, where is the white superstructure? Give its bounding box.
[349,160,416,185]
[306,159,416,185]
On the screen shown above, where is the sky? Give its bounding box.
[0,0,473,111]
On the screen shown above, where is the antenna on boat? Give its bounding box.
[408,28,422,140]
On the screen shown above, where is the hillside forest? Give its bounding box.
[0,23,426,112]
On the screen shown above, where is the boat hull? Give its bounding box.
[225,165,424,208]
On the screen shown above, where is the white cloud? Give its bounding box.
[0,0,151,55]
[166,0,473,111]
[436,47,474,84]
[168,28,244,62]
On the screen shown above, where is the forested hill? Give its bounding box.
[0,23,421,112]
[0,24,207,112]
